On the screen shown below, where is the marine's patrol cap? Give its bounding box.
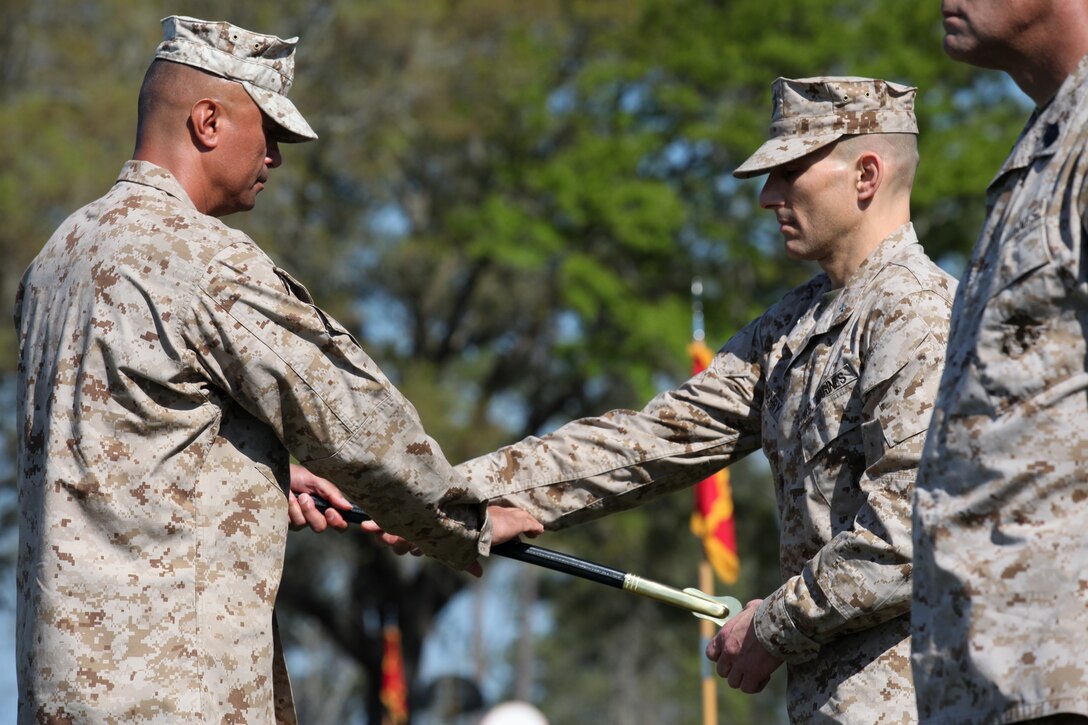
[154,15,317,143]
[733,76,917,178]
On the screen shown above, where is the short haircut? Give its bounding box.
[833,133,919,193]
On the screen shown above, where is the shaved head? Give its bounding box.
[135,60,250,148]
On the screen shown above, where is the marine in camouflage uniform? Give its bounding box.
[14,16,541,724]
[458,77,955,723]
[912,3,1088,722]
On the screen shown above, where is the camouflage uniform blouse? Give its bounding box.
[913,54,1088,724]
[459,225,954,723]
[15,161,490,724]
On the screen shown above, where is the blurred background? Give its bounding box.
[0,1,1029,723]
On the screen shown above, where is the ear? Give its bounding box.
[856,151,882,202]
[189,98,223,149]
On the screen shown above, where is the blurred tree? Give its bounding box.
[1,0,1027,723]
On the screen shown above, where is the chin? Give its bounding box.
[943,35,998,69]
[211,202,255,218]
[942,36,971,61]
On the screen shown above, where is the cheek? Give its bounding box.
[248,147,269,175]
[805,185,852,234]
[797,185,833,221]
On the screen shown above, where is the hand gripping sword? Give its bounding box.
[308,495,741,627]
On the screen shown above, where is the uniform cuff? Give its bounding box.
[754,587,822,664]
[475,505,493,557]
[429,500,491,567]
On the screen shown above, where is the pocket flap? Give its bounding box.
[800,382,861,463]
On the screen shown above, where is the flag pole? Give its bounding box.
[700,561,719,725]
[692,277,719,725]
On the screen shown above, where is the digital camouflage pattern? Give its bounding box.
[459,225,954,723]
[155,15,317,142]
[733,76,919,179]
[913,53,1088,724]
[15,161,490,724]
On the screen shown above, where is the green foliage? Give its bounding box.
[2,0,1030,723]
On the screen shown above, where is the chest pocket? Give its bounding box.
[973,218,1075,412]
[800,374,863,464]
[274,266,359,345]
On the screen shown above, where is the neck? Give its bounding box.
[1005,8,1088,105]
[133,143,216,216]
[821,204,910,288]
[1009,47,1087,106]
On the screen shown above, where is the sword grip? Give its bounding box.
[497,540,626,588]
[306,494,370,524]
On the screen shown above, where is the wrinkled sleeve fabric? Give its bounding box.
[457,318,767,529]
[756,287,950,662]
[178,238,489,570]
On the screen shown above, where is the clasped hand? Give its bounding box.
[705,598,784,693]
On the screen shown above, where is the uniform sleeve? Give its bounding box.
[754,287,952,662]
[457,318,767,528]
[179,241,489,570]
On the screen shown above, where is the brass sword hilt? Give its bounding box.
[622,573,741,625]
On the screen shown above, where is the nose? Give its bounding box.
[759,172,784,209]
[266,139,282,169]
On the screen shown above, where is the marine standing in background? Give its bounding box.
[913,2,1088,722]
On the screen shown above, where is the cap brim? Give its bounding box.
[732,133,841,179]
[242,81,318,143]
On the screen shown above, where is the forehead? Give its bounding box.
[776,141,840,173]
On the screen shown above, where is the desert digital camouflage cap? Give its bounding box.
[733,76,917,179]
[154,15,317,143]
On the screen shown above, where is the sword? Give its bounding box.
[308,494,741,627]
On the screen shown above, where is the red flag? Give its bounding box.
[380,622,409,725]
[688,340,740,585]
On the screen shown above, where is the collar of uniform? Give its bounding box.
[116,160,198,210]
[820,222,918,333]
[989,50,1088,191]
[779,274,833,362]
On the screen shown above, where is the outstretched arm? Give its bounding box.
[457,320,767,529]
